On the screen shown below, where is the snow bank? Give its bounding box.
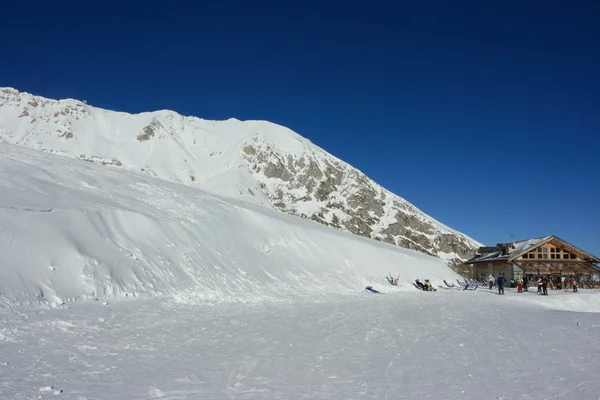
[0,144,460,306]
[508,290,600,313]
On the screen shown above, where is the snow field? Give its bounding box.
[1,289,599,399]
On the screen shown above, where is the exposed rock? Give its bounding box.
[77,155,122,167]
[241,139,479,266]
[137,119,162,142]
[242,145,256,155]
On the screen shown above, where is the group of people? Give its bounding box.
[485,273,580,296]
[535,277,577,294]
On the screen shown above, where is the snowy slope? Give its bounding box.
[0,87,482,264]
[0,143,460,306]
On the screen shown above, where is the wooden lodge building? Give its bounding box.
[463,235,600,287]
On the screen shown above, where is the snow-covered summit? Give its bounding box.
[0,87,481,264]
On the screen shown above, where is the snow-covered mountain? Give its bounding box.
[0,87,481,265]
[3,90,599,400]
[0,143,461,306]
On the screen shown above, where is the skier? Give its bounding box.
[496,273,505,295]
[415,279,426,291]
[537,277,543,293]
[572,278,578,293]
[488,273,494,290]
[523,276,529,292]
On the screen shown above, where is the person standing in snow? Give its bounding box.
[537,277,543,293]
[541,278,548,295]
[488,274,494,290]
[523,276,528,292]
[496,274,505,295]
[572,278,578,292]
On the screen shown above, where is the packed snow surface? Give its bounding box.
[1,289,599,399]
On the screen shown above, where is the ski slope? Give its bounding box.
[0,143,459,307]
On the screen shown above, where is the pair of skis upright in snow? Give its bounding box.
[386,272,400,286]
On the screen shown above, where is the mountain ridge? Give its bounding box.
[0,87,481,267]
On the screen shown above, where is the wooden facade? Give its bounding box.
[463,236,600,288]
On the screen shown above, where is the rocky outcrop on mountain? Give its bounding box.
[0,87,480,268]
[240,135,478,262]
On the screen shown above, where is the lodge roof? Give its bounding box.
[464,235,600,264]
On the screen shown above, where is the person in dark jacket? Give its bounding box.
[496,274,505,295]
[523,276,529,292]
[541,278,548,295]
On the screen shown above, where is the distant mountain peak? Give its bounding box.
[0,88,481,267]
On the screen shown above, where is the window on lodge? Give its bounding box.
[527,246,578,260]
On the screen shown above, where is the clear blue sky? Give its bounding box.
[2,1,599,256]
